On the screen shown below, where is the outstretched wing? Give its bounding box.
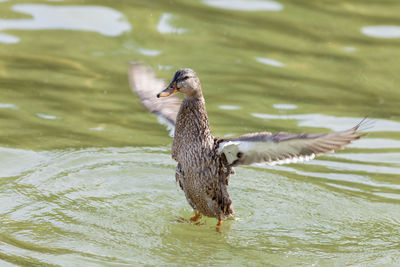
[217,122,366,167]
[128,62,181,136]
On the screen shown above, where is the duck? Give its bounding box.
[128,62,366,228]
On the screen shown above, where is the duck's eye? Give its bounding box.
[181,76,190,81]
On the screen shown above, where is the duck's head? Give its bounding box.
[157,68,201,98]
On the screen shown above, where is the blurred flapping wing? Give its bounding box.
[217,123,366,167]
[128,62,181,136]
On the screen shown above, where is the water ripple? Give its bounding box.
[256,57,285,67]
[361,25,400,39]
[0,4,131,44]
[157,13,187,34]
[251,113,400,132]
[1,146,400,265]
[203,0,283,11]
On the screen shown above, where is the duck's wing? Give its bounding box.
[128,62,181,136]
[217,122,366,167]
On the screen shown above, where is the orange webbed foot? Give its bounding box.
[215,220,223,231]
[190,211,202,222]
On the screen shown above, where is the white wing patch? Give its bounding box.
[218,140,316,166]
[268,153,315,166]
[217,141,240,164]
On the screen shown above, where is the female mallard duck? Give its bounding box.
[129,63,366,228]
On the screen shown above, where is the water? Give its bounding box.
[1,0,399,265]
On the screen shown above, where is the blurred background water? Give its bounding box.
[0,0,399,266]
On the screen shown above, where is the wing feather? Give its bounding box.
[128,62,181,136]
[217,122,366,167]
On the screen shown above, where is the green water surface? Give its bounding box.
[0,0,400,266]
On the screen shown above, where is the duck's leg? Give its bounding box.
[190,210,202,222]
[215,220,223,231]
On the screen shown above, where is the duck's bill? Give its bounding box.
[157,83,178,98]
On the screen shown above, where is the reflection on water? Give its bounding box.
[89,126,105,131]
[203,0,283,11]
[0,4,131,43]
[328,152,400,165]
[0,147,46,177]
[374,192,400,200]
[0,103,18,109]
[252,113,400,132]
[342,46,356,52]
[256,57,285,67]
[304,159,400,175]
[258,164,376,188]
[273,104,297,110]
[348,138,400,149]
[0,32,19,43]
[219,105,241,110]
[259,162,400,192]
[124,42,163,57]
[136,48,163,57]
[325,183,362,192]
[158,65,173,70]
[361,25,400,39]
[157,13,187,34]
[36,113,60,120]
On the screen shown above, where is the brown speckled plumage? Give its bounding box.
[172,96,233,220]
[129,63,367,223]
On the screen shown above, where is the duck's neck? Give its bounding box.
[172,95,214,160]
